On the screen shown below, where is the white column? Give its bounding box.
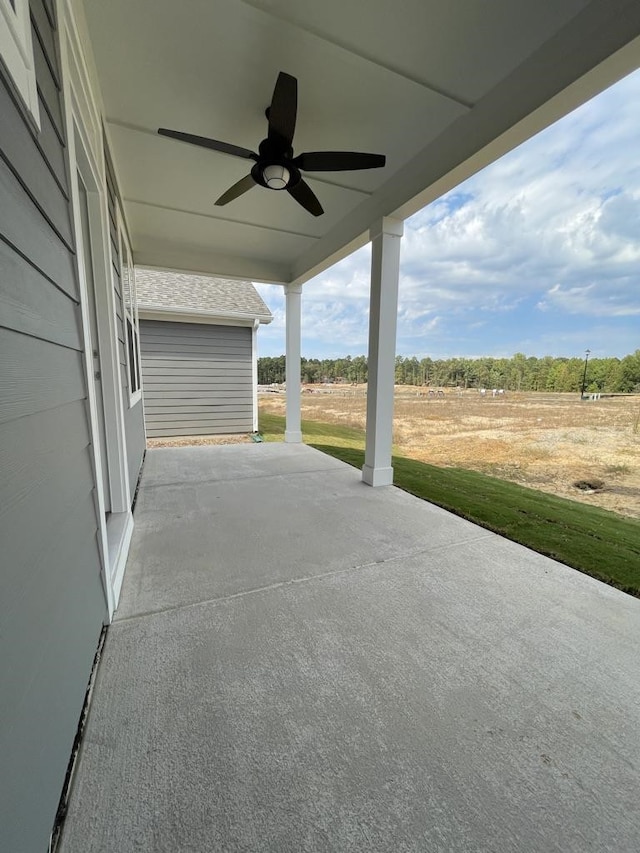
[251,320,259,432]
[362,216,404,487]
[285,282,303,443]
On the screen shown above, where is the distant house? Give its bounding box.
[136,269,272,437]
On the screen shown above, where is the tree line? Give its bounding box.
[258,350,640,393]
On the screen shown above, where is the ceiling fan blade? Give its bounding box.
[215,174,256,206]
[288,178,323,217]
[158,128,257,161]
[267,72,297,150]
[293,151,386,171]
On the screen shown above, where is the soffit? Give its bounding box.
[82,0,640,284]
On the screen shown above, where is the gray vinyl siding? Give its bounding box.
[140,320,254,436]
[103,143,145,488]
[0,5,107,852]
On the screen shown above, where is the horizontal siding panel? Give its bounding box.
[1,11,107,852]
[0,239,81,349]
[141,343,251,357]
[104,157,116,197]
[32,30,63,141]
[141,328,251,345]
[144,404,254,416]
[109,222,119,259]
[141,358,251,371]
[141,328,250,341]
[145,405,253,419]
[0,327,87,424]
[35,91,67,191]
[112,263,121,294]
[115,309,124,337]
[107,206,118,241]
[146,422,251,433]
[0,400,93,590]
[142,378,252,388]
[30,0,60,84]
[1,494,100,670]
[107,187,117,223]
[140,326,251,343]
[141,343,252,358]
[0,157,76,296]
[142,319,249,332]
[105,164,115,197]
[141,350,251,365]
[145,412,252,423]
[143,379,251,389]
[140,320,253,437]
[0,80,70,243]
[146,423,251,437]
[141,365,251,377]
[141,383,252,393]
[142,391,251,402]
[1,508,104,853]
[145,422,251,434]
[141,343,251,358]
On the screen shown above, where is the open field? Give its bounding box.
[259,388,640,519]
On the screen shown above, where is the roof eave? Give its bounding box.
[138,306,273,326]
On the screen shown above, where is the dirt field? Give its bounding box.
[260,387,640,519]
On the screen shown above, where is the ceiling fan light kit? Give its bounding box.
[158,71,386,216]
[261,163,291,190]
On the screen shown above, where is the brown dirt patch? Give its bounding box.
[260,388,640,519]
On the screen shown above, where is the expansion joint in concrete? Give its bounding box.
[114,532,493,626]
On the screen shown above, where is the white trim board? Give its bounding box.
[0,0,40,127]
[59,0,135,619]
[138,309,266,327]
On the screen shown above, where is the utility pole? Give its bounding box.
[580,349,591,399]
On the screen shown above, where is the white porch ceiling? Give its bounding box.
[82,0,640,285]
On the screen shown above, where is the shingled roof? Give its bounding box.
[135,268,272,324]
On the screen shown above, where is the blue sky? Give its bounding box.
[255,68,640,361]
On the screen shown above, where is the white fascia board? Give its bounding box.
[290,8,640,287]
[138,308,270,327]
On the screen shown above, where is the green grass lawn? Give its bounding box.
[259,410,640,596]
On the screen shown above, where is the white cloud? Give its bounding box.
[256,68,640,358]
[541,282,640,317]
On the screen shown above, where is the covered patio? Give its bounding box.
[5,3,640,849]
[59,443,640,852]
[78,0,640,489]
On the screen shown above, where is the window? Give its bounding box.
[121,241,141,399]
[0,0,40,126]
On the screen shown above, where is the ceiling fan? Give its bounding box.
[158,72,386,217]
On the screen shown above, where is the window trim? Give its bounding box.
[118,227,142,407]
[0,0,40,127]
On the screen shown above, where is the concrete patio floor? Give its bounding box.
[60,443,640,852]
